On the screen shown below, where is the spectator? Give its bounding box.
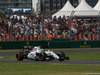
[0,14,99,41]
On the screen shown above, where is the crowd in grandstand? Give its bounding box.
[0,14,98,41]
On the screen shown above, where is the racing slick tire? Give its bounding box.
[16,52,24,61]
[39,52,46,61]
[57,52,65,61]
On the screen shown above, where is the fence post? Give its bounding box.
[98,12,100,40]
[69,11,75,40]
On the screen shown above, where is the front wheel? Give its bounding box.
[16,52,24,61]
[57,52,65,61]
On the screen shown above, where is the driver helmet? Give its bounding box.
[34,47,37,50]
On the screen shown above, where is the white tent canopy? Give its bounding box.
[52,0,74,17]
[74,0,99,16]
[10,15,27,20]
[94,0,100,11]
[10,15,20,20]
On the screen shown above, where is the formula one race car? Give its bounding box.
[16,46,69,61]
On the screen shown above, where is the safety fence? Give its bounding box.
[0,40,48,49]
[0,39,100,49]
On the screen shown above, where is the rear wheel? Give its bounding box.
[57,52,65,61]
[16,52,24,61]
[39,52,46,61]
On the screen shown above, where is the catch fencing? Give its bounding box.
[0,11,100,42]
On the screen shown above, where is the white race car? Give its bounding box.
[16,46,69,61]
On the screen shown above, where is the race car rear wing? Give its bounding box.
[22,46,33,49]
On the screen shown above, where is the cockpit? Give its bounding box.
[34,46,41,50]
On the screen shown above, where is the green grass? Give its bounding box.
[2,53,100,60]
[0,63,100,75]
[66,53,100,60]
[0,49,19,51]
[2,55,16,59]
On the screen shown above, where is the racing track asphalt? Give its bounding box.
[0,48,100,65]
[1,48,100,56]
[1,59,100,65]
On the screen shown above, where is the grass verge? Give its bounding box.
[0,63,100,75]
[1,55,16,59]
[66,53,100,60]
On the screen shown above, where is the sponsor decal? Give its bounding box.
[80,41,91,48]
[0,46,2,49]
[26,41,29,45]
